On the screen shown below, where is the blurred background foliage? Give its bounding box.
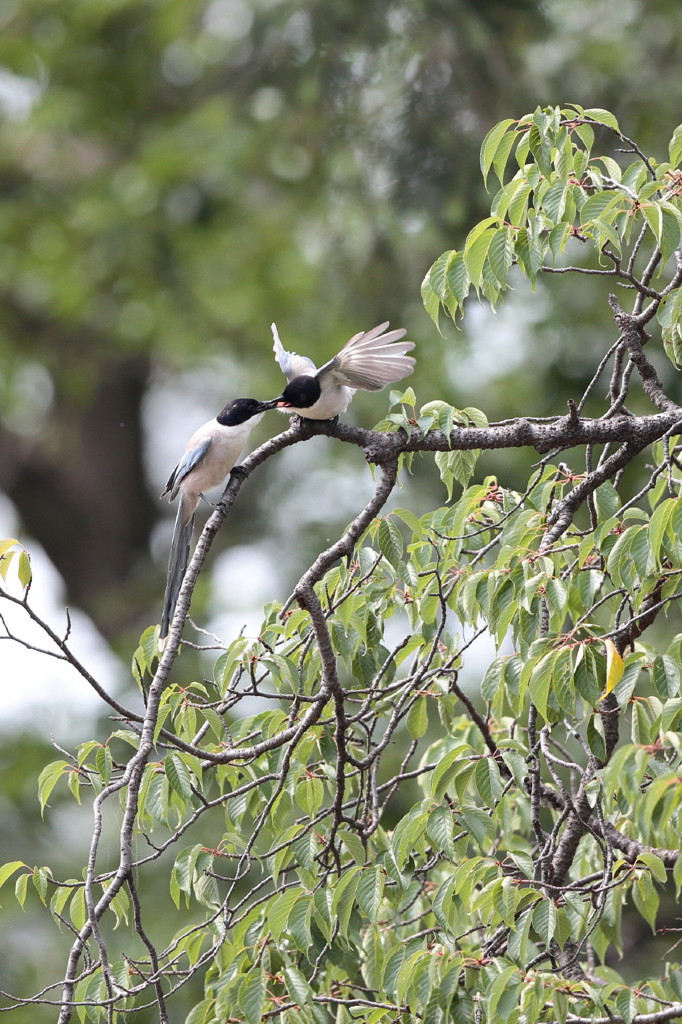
[3,0,682,1017]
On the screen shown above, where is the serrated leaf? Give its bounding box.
[391,506,424,538]
[481,118,516,186]
[356,866,384,920]
[426,805,455,854]
[239,969,265,1024]
[583,107,620,131]
[533,896,557,945]
[283,965,312,1007]
[542,178,567,222]
[421,271,441,326]
[487,226,515,287]
[474,757,503,807]
[377,518,403,569]
[445,249,470,309]
[652,654,681,699]
[464,224,496,290]
[330,865,361,935]
[430,744,470,802]
[528,651,554,719]
[287,890,312,950]
[164,753,193,799]
[267,887,302,941]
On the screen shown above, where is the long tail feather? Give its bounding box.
[160,501,195,641]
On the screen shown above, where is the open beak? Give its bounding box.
[268,394,292,408]
[257,398,280,411]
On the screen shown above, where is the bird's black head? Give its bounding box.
[217,397,275,426]
[276,375,322,409]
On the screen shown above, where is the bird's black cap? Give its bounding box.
[217,397,275,426]
[276,375,322,409]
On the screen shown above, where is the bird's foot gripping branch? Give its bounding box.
[4,106,682,1024]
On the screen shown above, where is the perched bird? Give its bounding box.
[271,321,415,419]
[159,397,273,641]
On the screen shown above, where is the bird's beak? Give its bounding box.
[265,394,292,409]
[257,398,280,411]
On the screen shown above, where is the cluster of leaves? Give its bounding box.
[422,103,682,361]
[4,429,682,1021]
[4,104,682,1024]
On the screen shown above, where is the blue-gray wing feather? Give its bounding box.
[161,438,213,501]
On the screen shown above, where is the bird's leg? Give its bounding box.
[199,493,218,510]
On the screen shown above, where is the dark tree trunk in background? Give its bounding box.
[0,356,156,639]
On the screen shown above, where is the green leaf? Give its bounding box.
[239,969,265,1024]
[652,654,681,699]
[339,827,367,866]
[287,891,313,951]
[632,870,659,933]
[267,886,302,941]
[445,249,470,308]
[377,518,403,568]
[164,753,193,800]
[406,695,428,739]
[480,118,516,186]
[487,226,515,287]
[533,897,557,946]
[637,851,668,885]
[528,651,555,720]
[648,498,676,562]
[37,760,70,815]
[17,550,32,589]
[542,178,568,222]
[391,506,424,539]
[0,861,26,896]
[14,871,28,909]
[459,808,496,849]
[426,805,455,855]
[474,757,503,808]
[464,222,497,290]
[356,866,384,920]
[0,539,18,581]
[670,123,682,166]
[283,965,312,1008]
[583,107,620,131]
[430,744,471,802]
[421,270,441,326]
[330,865,361,935]
[486,965,521,1022]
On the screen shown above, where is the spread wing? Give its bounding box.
[271,322,317,382]
[160,437,213,501]
[317,322,415,391]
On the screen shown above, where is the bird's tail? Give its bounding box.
[160,498,195,642]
